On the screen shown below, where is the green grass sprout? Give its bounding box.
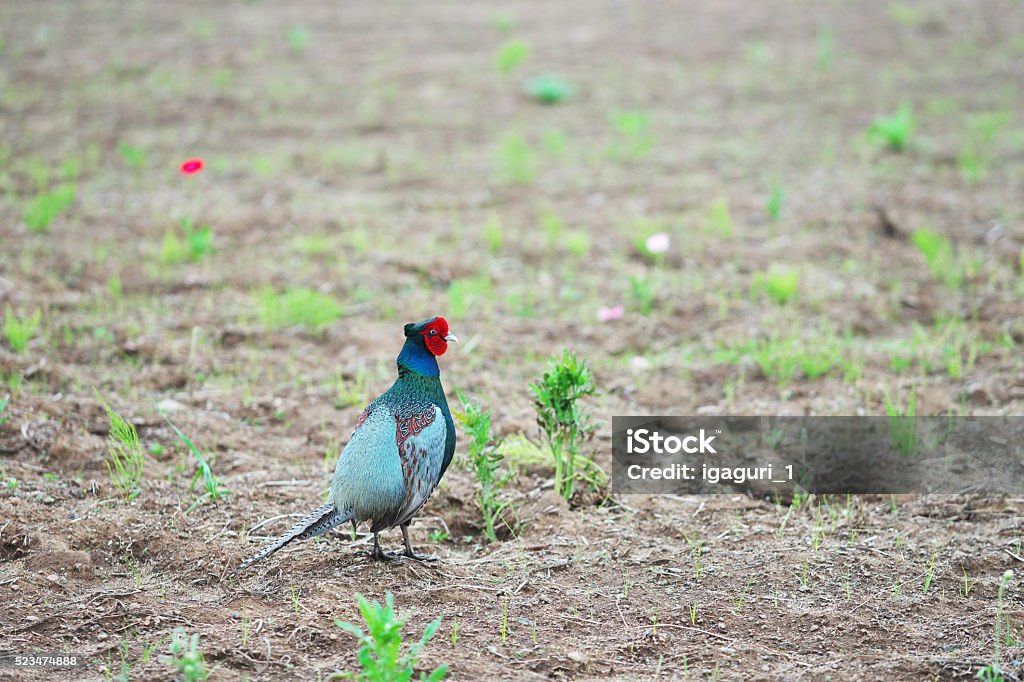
[867,101,915,152]
[24,185,75,232]
[99,395,144,500]
[163,415,229,511]
[525,76,572,104]
[3,306,42,353]
[752,266,800,304]
[495,133,536,184]
[257,287,343,331]
[496,39,529,75]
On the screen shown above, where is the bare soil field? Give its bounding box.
[1,0,1024,679]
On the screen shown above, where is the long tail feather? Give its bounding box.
[297,506,349,540]
[238,503,352,570]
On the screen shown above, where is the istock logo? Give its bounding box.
[626,428,717,454]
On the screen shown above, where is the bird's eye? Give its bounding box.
[429,329,438,336]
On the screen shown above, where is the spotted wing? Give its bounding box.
[393,405,447,527]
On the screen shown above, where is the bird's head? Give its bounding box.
[403,316,458,357]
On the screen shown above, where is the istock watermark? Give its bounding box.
[612,416,1024,495]
[626,427,717,454]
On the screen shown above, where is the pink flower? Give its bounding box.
[597,305,624,322]
[645,232,670,254]
[179,158,204,175]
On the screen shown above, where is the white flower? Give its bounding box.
[645,232,670,254]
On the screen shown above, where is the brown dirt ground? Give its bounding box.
[2,0,1024,680]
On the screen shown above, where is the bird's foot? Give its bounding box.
[398,525,436,561]
[370,547,436,562]
[369,548,397,561]
[370,541,397,561]
[402,550,438,562]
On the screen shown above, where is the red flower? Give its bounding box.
[179,158,204,175]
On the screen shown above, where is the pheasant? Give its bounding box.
[239,317,458,569]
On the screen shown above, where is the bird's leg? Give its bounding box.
[370,532,394,561]
[400,523,437,562]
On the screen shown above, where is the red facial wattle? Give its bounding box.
[421,317,450,356]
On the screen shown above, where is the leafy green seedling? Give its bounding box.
[24,185,75,232]
[563,231,590,256]
[211,68,233,90]
[959,150,984,185]
[257,287,343,331]
[161,230,185,264]
[495,39,529,75]
[483,214,503,254]
[292,231,334,256]
[867,102,915,152]
[609,111,654,158]
[911,228,969,290]
[334,592,448,682]
[181,219,213,261]
[542,129,568,154]
[717,332,855,386]
[495,133,536,184]
[162,218,214,263]
[162,628,207,682]
[61,157,80,181]
[911,228,951,270]
[3,306,42,353]
[107,274,122,301]
[706,197,734,237]
[530,351,600,501]
[959,111,1011,184]
[525,76,572,104]
[286,26,310,51]
[454,391,515,543]
[117,143,146,169]
[540,209,564,248]
[752,266,800,304]
[629,274,655,315]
